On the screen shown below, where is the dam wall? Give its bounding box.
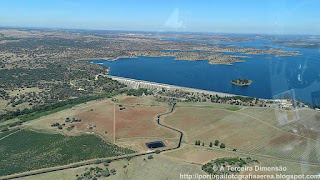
[106,75,237,97]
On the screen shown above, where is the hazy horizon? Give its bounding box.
[1,0,320,35]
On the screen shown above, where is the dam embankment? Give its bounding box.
[105,75,237,97]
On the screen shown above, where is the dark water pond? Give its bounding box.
[145,141,166,149]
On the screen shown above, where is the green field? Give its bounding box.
[0,130,136,176]
[0,128,20,139]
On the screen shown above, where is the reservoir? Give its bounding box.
[90,40,320,105]
[145,141,166,149]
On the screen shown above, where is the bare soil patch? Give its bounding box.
[120,96,143,104]
[164,144,320,175]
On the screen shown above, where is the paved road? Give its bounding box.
[156,103,184,151]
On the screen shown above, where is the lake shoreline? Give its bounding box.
[105,75,269,100]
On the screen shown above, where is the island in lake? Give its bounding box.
[231,78,253,86]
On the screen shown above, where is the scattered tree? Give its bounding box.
[110,168,116,175]
[214,140,219,146]
[101,169,110,177]
[195,140,201,146]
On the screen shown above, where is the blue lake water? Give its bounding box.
[90,39,320,105]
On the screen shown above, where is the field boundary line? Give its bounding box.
[234,111,317,142]
[177,105,316,142]
[185,143,320,167]
[0,128,22,141]
[0,152,144,180]
[0,103,182,180]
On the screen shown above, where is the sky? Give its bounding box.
[0,0,319,34]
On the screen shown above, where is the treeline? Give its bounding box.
[195,139,226,149]
[313,104,320,109]
[0,90,120,123]
[0,89,8,99]
[211,95,255,103]
[126,88,151,96]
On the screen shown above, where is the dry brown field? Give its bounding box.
[163,105,320,164]
[4,96,320,178]
[24,95,178,152]
[163,144,320,176]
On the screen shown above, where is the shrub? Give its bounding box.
[94,159,102,164]
[110,168,116,175]
[104,162,109,166]
[85,174,92,179]
[126,156,132,161]
[101,169,110,177]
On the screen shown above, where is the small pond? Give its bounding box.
[145,141,166,149]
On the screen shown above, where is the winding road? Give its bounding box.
[156,103,184,151]
[3,103,320,179]
[2,103,183,180]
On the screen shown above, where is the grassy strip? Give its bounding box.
[0,129,136,176]
[176,104,240,111]
[0,128,20,139]
[19,104,75,122]
[0,91,121,128]
[19,91,119,122]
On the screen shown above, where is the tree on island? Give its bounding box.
[314,104,320,109]
[231,78,252,86]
